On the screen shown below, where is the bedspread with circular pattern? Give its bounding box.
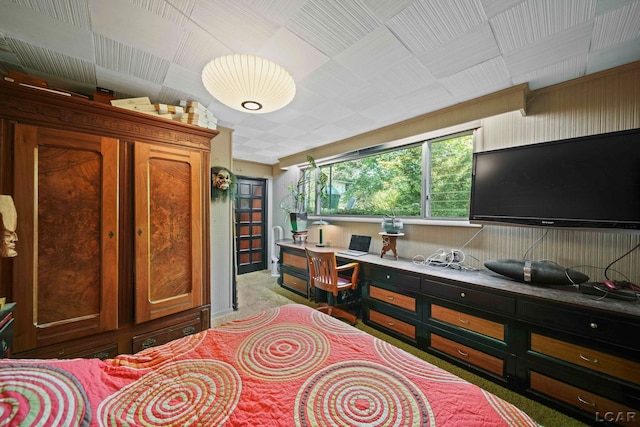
[0,304,538,426]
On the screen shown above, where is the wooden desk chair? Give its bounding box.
[305,248,360,325]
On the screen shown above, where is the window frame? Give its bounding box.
[304,125,480,227]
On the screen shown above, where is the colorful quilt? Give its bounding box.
[0,304,539,426]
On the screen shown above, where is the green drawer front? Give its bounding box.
[425,280,516,316]
[366,266,421,291]
[519,299,640,350]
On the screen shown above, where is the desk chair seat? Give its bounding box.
[306,248,359,325]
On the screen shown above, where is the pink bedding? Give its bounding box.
[0,304,539,426]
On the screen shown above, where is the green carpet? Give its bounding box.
[266,281,588,427]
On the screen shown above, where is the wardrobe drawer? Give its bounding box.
[370,286,416,313]
[531,333,640,385]
[132,318,201,353]
[530,371,638,426]
[369,309,415,340]
[431,334,504,377]
[283,273,308,295]
[431,305,504,341]
[283,251,307,270]
[426,281,516,316]
[15,338,116,360]
[66,342,119,360]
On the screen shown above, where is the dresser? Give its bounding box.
[0,80,218,359]
[0,303,16,359]
[276,239,640,426]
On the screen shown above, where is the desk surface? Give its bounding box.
[277,239,640,319]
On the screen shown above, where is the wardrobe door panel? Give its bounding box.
[134,142,203,323]
[13,124,118,351]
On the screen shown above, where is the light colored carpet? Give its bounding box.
[211,270,295,327]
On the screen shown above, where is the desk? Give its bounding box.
[276,241,340,298]
[276,240,640,317]
[276,239,640,424]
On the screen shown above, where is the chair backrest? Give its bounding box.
[306,249,340,295]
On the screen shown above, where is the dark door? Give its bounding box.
[235,176,267,275]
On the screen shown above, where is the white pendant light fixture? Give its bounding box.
[202,54,296,114]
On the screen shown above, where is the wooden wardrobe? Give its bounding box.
[0,80,218,358]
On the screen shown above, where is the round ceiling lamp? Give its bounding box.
[202,54,296,114]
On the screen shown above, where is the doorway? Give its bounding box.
[235,176,267,275]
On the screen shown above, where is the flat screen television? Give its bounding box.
[469,128,640,231]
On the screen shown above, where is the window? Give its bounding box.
[303,131,474,219]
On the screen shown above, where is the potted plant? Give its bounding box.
[279,155,327,233]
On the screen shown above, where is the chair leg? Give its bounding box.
[316,304,357,325]
[331,307,357,325]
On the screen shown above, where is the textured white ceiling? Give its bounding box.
[1,0,639,165]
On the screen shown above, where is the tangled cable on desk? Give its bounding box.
[412,248,479,271]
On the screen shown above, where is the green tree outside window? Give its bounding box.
[310,132,473,219]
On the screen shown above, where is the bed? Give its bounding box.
[0,304,539,426]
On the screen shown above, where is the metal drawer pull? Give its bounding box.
[386,296,395,301]
[458,318,470,325]
[577,396,597,407]
[579,353,599,364]
[387,322,394,326]
[141,338,157,349]
[460,292,466,298]
[386,275,391,279]
[457,349,469,357]
[589,322,598,329]
[94,352,110,360]
[182,326,196,336]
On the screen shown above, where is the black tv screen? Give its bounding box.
[469,128,640,230]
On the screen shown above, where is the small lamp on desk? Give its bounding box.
[312,219,329,247]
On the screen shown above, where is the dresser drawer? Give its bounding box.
[425,280,516,316]
[519,299,640,350]
[530,371,638,426]
[431,305,505,341]
[283,273,308,295]
[431,333,504,377]
[369,309,416,340]
[531,333,640,386]
[366,266,421,291]
[132,318,201,353]
[370,286,416,313]
[283,251,308,270]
